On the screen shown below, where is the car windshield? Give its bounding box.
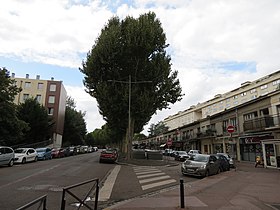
[191,155,209,162]
[178,151,187,154]
[14,148,27,153]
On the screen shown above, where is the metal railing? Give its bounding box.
[243,115,280,131]
[61,178,99,210]
[16,194,47,210]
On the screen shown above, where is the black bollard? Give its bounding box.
[180,178,185,208]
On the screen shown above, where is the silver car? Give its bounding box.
[181,154,220,177]
[0,146,15,167]
[217,153,235,168]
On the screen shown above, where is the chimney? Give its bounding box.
[11,73,15,78]
[26,74,29,79]
[36,75,40,80]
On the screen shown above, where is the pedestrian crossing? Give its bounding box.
[133,166,176,191]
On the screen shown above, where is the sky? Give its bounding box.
[1,0,280,135]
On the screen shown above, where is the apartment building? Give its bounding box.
[12,73,67,148]
[140,70,280,169]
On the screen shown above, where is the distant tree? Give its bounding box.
[0,68,27,146]
[17,98,52,144]
[80,12,183,159]
[148,121,169,137]
[62,97,87,146]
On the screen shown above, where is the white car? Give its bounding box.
[14,148,38,164]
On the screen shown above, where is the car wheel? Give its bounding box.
[22,158,26,164]
[8,159,14,167]
[34,157,38,162]
[217,168,221,174]
[43,156,46,160]
[205,170,209,177]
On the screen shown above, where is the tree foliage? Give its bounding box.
[0,68,27,145]
[80,12,183,156]
[17,98,53,144]
[62,97,87,146]
[148,121,169,137]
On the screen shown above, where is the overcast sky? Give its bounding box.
[1,0,280,135]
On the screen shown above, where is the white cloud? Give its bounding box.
[2,0,280,135]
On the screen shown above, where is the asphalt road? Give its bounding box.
[0,153,199,210]
[0,151,112,209]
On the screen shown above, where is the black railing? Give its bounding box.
[16,194,47,210]
[243,115,280,131]
[61,178,99,210]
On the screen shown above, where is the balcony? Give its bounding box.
[243,115,280,132]
[197,129,216,138]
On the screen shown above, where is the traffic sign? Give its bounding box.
[227,125,235,133]
[167,139,172,146]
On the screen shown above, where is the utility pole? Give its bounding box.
[108,75,152,160]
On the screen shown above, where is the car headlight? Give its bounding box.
[200,164,206,169]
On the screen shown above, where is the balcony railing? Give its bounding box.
[243,115,280,132]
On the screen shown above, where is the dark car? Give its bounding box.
[99,149,118,163]
[181,154,220,177]
[213,154,230,172]
[174,151,190,161]
[51,148,65,158]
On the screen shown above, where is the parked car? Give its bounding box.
[213,154,230,172]
[0,146,15,167]
[181,154,220,177]
[217,153,235,168]
[51,148,65,158]
[68,146,77,156]
[93,147,98,152]
[80,145,89,153]
[174,151,190,161]
[164,149,174,156]
[36,147,52,160]
[187,150,202,156]
[14,148,38,164]
[99,149,118,163]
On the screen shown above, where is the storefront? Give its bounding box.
[261,139,280,169]
[239,134,273,162]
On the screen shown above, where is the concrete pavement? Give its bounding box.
[103,161,280,210]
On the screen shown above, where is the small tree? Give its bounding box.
[17,98,52,144]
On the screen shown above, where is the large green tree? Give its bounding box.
[80,12,183,159]
[17,98,52,144]
[62,97,87,146]
[0,68,27,146]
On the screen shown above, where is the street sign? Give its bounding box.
[167,139,172,146]
[227,125,235,133]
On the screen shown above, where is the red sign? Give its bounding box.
[167,139,172,146]
[227,125,235,133]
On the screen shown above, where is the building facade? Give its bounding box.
[139,70,280,169]
[13,73,67,148]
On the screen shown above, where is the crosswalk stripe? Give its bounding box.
[136,170,161,175]
[142,179,176,190]
[139,175,171,184]
[137,172,165,179]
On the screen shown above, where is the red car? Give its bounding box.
[99,149,118,163]
[51,148,65,158]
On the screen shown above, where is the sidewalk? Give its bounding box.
[104,161,280,210]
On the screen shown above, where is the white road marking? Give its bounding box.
[136,170,161,175]
[98,165,121,201]
[142,179,176,190]
[139,175,171,184]
[137,172,165,179]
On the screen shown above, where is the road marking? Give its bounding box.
[137,172,165,179]
[139,175,171,184]
[99,165,121,201]
[142,179,176,190]
[136,170,161,175]
[0,164,61,189]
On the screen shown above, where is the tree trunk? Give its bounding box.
[125,118,135,161]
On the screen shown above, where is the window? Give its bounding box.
[241,92,247,96]
[261,84,268,89]
[244,111,258,121]
[250,89,256,93]
[48,108,54,115]
[233,95,238,99]
[37,83,43,90]
[50,84,56,91]
[23,94,29,101]
[223,120,228,132]
[36,95,42,103]
[48,96,55,103]
[230,118,237,127]
[272,80,280,85]
[25,82,31,88]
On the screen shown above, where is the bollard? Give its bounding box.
[180,178,185,208]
